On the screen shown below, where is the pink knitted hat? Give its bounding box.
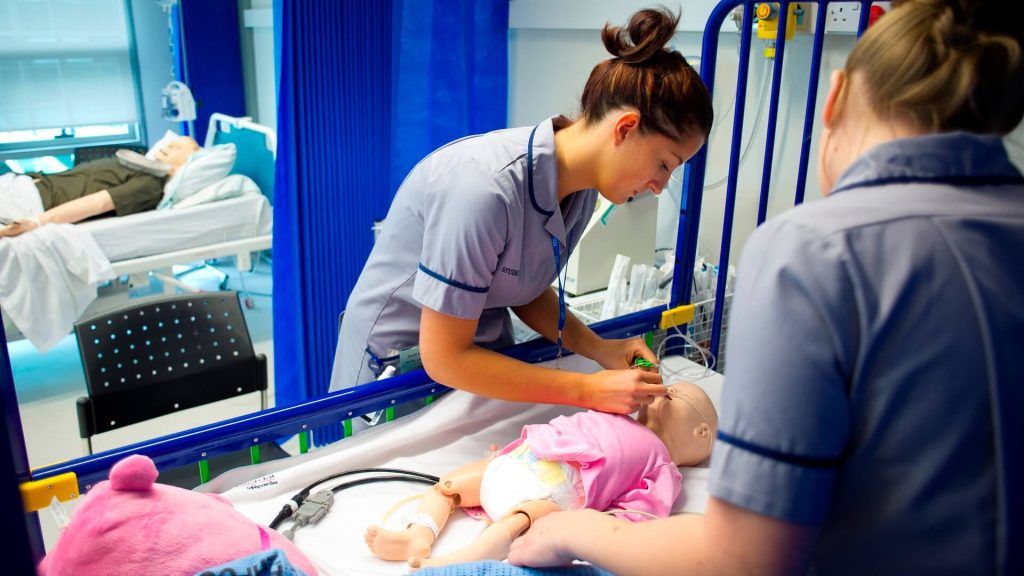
[37,454,317,576]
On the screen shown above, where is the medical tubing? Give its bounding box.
[268,467,440,529]
[704,60,772,191]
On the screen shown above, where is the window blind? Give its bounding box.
[0,0,138,132]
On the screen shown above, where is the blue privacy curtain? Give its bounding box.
[391,0,509,193]
[176,0,246,144]
[272,0,508,442]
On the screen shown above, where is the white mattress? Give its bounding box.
[200,355,724,576]
[77,195,272,262]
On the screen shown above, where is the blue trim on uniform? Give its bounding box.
[417,264,489,293]
[717,430,841,469]
[527,125,553,217]
[830,174,1024,197]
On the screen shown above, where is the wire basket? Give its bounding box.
[567,292,733,372]
[682,293,733,371]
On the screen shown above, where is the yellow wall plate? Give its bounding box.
[660,304,695,330]
[21,472,79,513]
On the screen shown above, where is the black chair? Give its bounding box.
[74,291,288,486]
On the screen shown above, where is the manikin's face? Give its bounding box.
[598,116,705,205]
[638,382,717,467]
[155,136,200,171]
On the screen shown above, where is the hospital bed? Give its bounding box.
[1,113,275,347]
[3,0,870,572]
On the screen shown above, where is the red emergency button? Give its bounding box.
[868,4,886,27]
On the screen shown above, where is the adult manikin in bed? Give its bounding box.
[0,136,198,238]
[365,381,718,570]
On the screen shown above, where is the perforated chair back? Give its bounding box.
[74,292,266,446]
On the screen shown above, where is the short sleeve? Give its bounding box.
[107,174,164,216]
[709,217,857,525]
[412,164,509,319]
[608,462,682,522]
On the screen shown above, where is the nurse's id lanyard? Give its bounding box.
[527,125,569,368]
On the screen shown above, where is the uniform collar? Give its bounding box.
[830,132,1024,196]
[528,115,587,243]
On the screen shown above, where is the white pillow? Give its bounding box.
[171,174,260,210]
[145,129,181,160]
[158,143,237,209]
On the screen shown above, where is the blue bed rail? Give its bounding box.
[3,1,882,567]
[676,0,877,360]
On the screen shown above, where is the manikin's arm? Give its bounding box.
[0,190,114,238]
[420,306,665,414]
[366,458,491,562]
[508,497,818,576]
[366,456,559,568]
[511,288,658,369]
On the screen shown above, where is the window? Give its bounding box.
[0,0,143,161]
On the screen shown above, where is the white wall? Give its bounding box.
[131,0,276,145]
[241,0,277,129]
[508,5,857,266]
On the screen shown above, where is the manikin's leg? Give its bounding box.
[411,499,561,570]
[365,458,491,561]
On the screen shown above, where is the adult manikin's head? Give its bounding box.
[638,382,718,466]
[154,136,200,175]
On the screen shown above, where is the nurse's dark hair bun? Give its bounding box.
[602,8,678,65]
[580,7,713,140]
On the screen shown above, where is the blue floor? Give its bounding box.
[7,256,274,405]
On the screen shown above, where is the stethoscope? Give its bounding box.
[527,124,570,364]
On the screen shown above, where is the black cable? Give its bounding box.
[329,474,437,494]
[268,467,440,529]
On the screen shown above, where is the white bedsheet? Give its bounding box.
[206,356,723,576]
[79,194,272,262]
[0,224,114,351]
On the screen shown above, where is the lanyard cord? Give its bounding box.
[528,123,569,368]
[551,235,568,365]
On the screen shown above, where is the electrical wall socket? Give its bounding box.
[822,2,891,34]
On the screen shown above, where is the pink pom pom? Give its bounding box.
[109,455,158,491]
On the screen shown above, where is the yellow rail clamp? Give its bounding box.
[21,472,79,513]
[660,304,695,330]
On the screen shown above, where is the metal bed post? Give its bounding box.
[755,0,791,226]
[793,0,830,205]
[796,0,873,206]
[708,1,755,360]
[684,0,878,362]
[674,0,747,312]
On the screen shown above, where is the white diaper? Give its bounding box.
[479,441,585,522]
[0,173,44,222]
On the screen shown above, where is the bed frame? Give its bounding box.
[3,1,876,567]
[1,113,274,343]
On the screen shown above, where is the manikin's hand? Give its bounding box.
[507,509,600,567]
[589,336,659,371]
[582,368,664,414]
[0,219,40,238]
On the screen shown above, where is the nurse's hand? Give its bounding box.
[590,336,659,371]
[583,368,664,414]
[508,509,598,567]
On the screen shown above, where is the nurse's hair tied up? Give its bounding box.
[843,0,1023,134]
[580,7,713,141]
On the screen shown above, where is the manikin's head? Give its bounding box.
[638,382,718,467]
[154,136,200,175]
